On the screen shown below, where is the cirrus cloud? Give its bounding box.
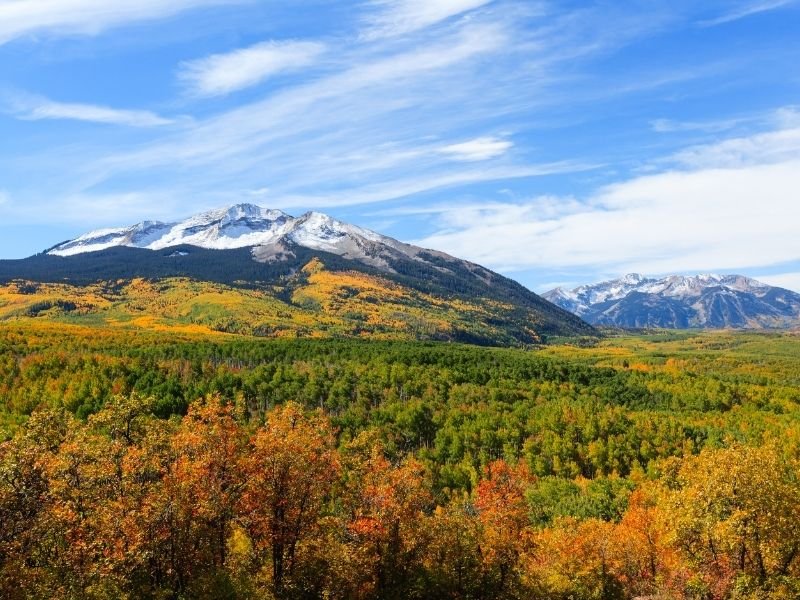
[697,0,796,27]
[439,136,512,161]
[179,40,327,97]
[0,0,247,46]
[3,91,175,127]
[361,0,494,39]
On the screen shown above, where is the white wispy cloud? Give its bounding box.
[413,125,800,277]
[6,94,174,127]
[651,106,800,136]
[669,127,800,168]
[0,0,244,46]
[373,195,585,220]
[179,40,327,97]
[439,136,512,161]
[361,0,494,39]
[95,21,509,173]
[698,0,795,27]
[650,117,746,134]
[754,272,800,293]
[270,162,592,209]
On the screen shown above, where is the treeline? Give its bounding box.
[2,395,799,599]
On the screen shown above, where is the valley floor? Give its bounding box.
[1,325,799,599]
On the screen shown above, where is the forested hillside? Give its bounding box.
[0,250,594,345]
[2,325,800,598]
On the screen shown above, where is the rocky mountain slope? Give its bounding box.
[544,274,800,329]
[0,204,594,344]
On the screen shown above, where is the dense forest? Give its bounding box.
[2,324,800,599]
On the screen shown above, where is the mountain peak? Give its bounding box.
[190,203,289,225]
[622,273,644,284]
[47,204,421,275]
[49,204,298,257]
[295,210,348,232]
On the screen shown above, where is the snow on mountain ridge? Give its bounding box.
[49,204,325,257]
[47,205,429,271]
[561,273,660,307]
[542,272,800,329]
[550,273,769,306]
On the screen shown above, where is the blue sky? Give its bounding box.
[1,0,799,292]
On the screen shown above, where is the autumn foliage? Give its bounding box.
[2,326,800,599]
[1,394,799,600]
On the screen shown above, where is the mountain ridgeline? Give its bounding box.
[0,204,593,344]
[545,273,800,329]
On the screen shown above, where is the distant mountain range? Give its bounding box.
[0,204,593,344]
[544,273,800,329]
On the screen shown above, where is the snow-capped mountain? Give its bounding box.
[0,203,595,342]
[544,274,800,329]
[48,204,448,274]
[50,205,325,256]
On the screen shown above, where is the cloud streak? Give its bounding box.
[179,40,327,97]
[270,161,593,209]
[2,91,176,127]
[361,0,493,39]
[0,0,245,46]
[439,136,512,161]
[650,117,746,134]
[4,93,175,127]
[697,0,795,27]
